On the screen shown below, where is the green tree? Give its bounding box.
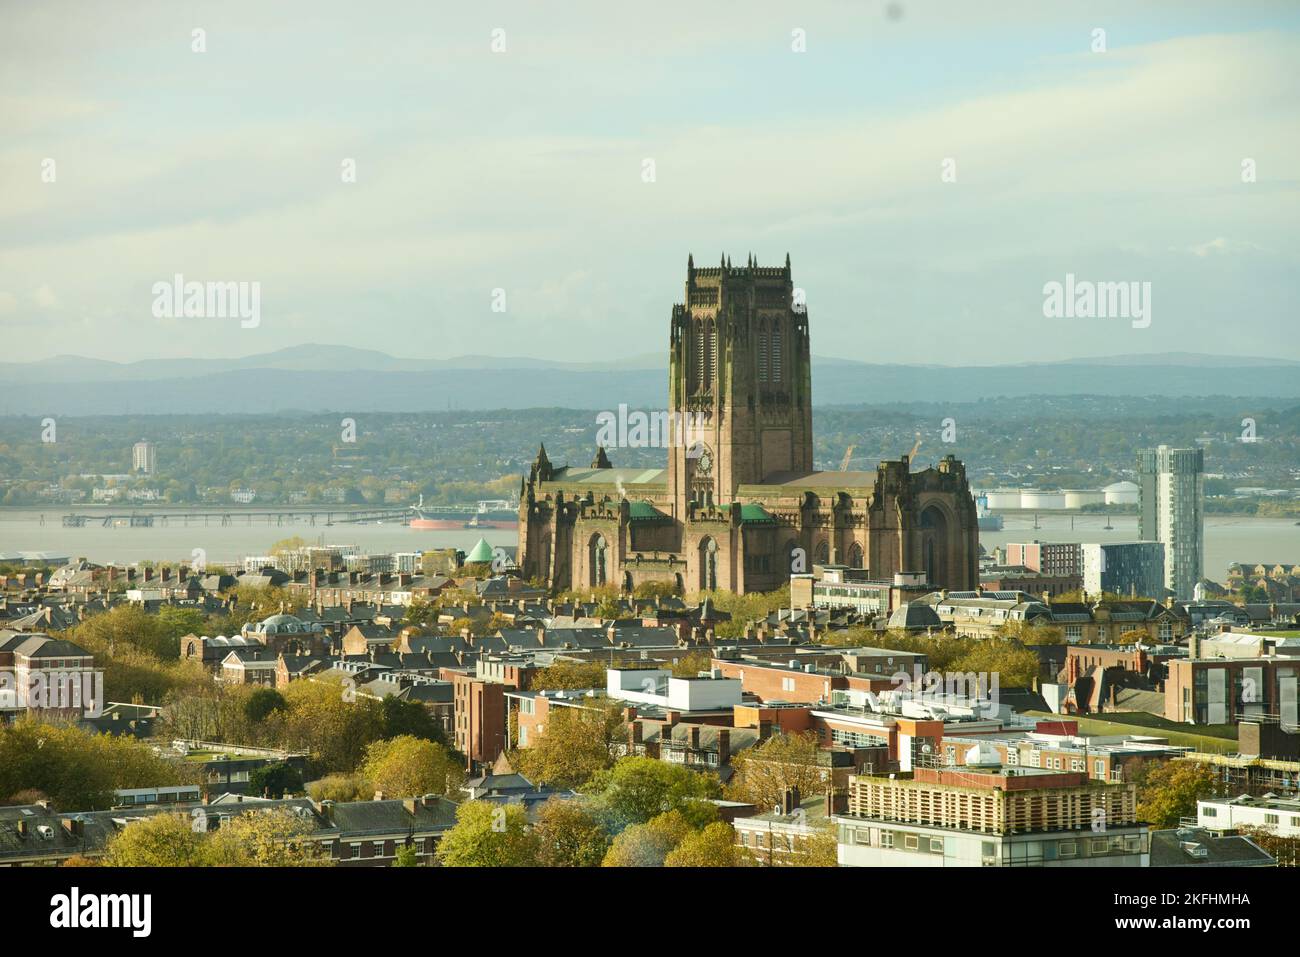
[533,798,610,867]
[998,619,1065,646]
[380,696,448,745]
[306,773,370,803]
[101,813,211,867]
[669,650,714,678]
[725,732,825,809]
[584,756,721,829]
[528,660,610,691]
[392,843,422,867]
[276,676,384,774]
[633,580,681,600]
[205,809,327,866]
[514,703,624,789]
[664,821,747,867]
[0,721,192,810]
[951,639,1042,689]
[1133,760,1218,828]
[361,735,463,798]
[247,762,304,799]
[436,801,538,867]
[243,687,288,724]
[602,809,693,867]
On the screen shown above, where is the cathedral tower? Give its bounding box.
[667,254,813,518]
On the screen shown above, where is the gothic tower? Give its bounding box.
[667,253,813,518]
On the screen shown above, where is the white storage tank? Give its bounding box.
[1104,481,1140,506]
[983,489,1022,510]
[1063,489,1105,509]
[1020,490,1065,510]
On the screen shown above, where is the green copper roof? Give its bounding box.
[465,538,495,563]
[627,501,673,523]
[722,502,776,525]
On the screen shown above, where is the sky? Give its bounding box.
[1,0,1297,366]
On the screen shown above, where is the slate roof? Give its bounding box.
[1149,827,1275,867]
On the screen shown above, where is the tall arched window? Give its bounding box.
[589,534,607,586]
[758,325,769,383]
[699,538,718,591]
[695,321,716,393]
[707,322,717,390]
[771,323,783,382]
[695,324,706,392]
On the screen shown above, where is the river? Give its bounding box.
[0,507,518,566]
[0,508,1294,582]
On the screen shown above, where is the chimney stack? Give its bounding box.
[780,786,800,815]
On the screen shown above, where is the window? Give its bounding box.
[854,829,871,846]
[1091,838,1108,853]
[1202,806,1216,818]
[1059,841,1077,858]
[1264,813,1279,825]
[880,832,894,848]
[373,841,385,856]
[781,677,796,692]
[1094,759,1105,778]
[904,835,919,850]
[929,838,944,853]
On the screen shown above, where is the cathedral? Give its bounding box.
[518,255,978,595]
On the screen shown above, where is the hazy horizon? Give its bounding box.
[4,0,1298,366]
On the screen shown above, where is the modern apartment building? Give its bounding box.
[835,743,1149,867]
[1006,542,1081,577]
[131,439,157,475]
[1138,446,1205,600]
[1164,652,1299,727]
[1080,541,1166,599]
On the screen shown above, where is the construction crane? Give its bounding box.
[907,432,922,463]
[839,444,855,471]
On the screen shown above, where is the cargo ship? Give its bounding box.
[409,497,519,530]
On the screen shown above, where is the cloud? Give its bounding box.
[0,4,1296,364]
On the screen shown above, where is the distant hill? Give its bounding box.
[1,345,1297,415]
